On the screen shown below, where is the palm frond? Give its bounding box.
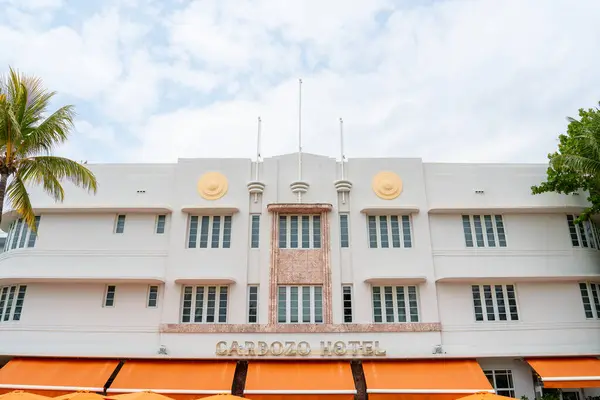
[551,153,600,176]
[6,174,36,230]
[19,156,97,194]
[19,105,75,156]
[17,158,65,202]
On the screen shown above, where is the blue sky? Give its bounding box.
[1,0,599,164]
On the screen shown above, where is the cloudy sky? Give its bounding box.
[1,0,599,164]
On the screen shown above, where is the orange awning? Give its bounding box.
[107,360,236,399]
[526,357,600,388]
[363,359,494,400]
[244,361,356,400]
[0,358,120,396]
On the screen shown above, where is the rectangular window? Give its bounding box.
[471,284,518,321]
[462,215,507,248]
[579,282,600,319]
[368,215,413,248]
[567,215,600,249]
[278,215,322,249]
[27,216,41,247]
[342,285,353,323]
[11,219,22,249]
[147,285,159,308]
[0,285,27,322]
[484,370,515,398]
[277,285,323,323]
[372,285,419,323]
[156,215,166,234]
[115,215,126,234]
[180,286,228,323]
[103,285,116,307]
[4,222,14,251]
[187,215,233,249]
[248,286,259,323]
[340,214,349,248]
[250,215,260,248]
[18,221,28,248]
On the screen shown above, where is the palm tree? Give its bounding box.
[0,67,97,230]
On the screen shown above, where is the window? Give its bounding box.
[278,215,322,249]
[181,286,228,323]
[4,218,41,252]
[0,285,27,322]
[187,215,233,248]
[484,370,515,397]
[567,215,600,249]
[471,284,518,321]
[372,286,419,323]
[115,215,126,234]
[248,286,259,323]
[156,215,166,234]
[277,286,323,323]
[462,215,506,248]
[147,285,159,308]
[342,285,353,323]
[104,285,116,307]
[250,215,260,248]
[367,215,412,248]
[579,282,600,319]
[340,214,349,248]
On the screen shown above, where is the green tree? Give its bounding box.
[0,67,97,230]
[532,103,600,221]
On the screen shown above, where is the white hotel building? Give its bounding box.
[0,153,598,400]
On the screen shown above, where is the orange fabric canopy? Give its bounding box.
[243,361,356,400]
[0,358,119,396]
[526,357,600,388]
[363,359,493,400]
[107,360,236,396]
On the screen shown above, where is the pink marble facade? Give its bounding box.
[267,203,333,324]
[160,322,442,333]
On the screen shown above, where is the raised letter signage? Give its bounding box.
[215,340,386,357]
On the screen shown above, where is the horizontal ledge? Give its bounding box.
[181,206,239,214]
[174,278,236,285]
[244,390,357,395]
[160,322,441,333]
[436,275,600,283]
[365,277,427,285]
[428,206,586,214]
[366,389,494,394]
[1,207,172,230]
[107,389,231,394]
[360,207,420,215]
[0,277,165,284]
[267,203,333,213]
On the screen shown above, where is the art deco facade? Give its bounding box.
[0,153,598,400]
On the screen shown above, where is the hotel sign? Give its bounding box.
[216,340,386,357]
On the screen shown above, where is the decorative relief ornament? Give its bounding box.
[197,172,228,200]
[372,171,403,200]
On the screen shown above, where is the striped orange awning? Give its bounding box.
[526,357,600,388]
[363,359,494,400]
[244,361,356,400]
[107,360,236,400]
[0,358,120,396]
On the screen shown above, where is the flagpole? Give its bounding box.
[340,117,346,203]
[297,78,303,202]
[254,116,261,203]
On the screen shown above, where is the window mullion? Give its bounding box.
[308,216,313,248]
[376,218,381,247]
[286,286,291,324]
[479,285,487,322]
[470,217,476,247]
[492,215,499,244]
[286,217,291,248]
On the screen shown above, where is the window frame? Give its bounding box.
[278,215,322,249]
[115,215,126,234]
[103,285,116,308]
[462,215,507,248]
[340,213,350,248]
[367,215,413,249]
[247,285,259,323]
[277,285,324,324]
[484,369,516,398]
[187,215,233,249]
[147,285,159,308]
[0,284,27,322]
[342,285,353,323]
[180,285,229,324]
[567,215,600,250]
[155,215,167,234]
[250,214,260,249]
[579,282,600,319]
[471,284,519,322]
[371,285,420,323]
[5,217,41,252]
